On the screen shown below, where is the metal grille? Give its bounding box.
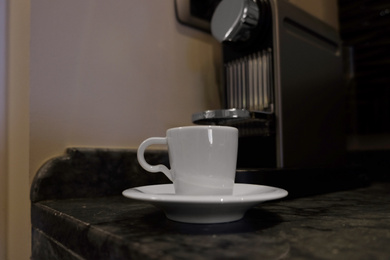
[225,48,274,112]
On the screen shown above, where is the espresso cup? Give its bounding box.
[137,126,238,195]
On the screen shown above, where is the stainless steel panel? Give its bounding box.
[271,0,345,168]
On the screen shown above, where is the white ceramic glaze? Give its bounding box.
[137,126,238,195]
[122,183,288,224]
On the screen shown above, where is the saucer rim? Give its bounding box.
[122,183,288,204]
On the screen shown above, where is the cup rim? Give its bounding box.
[167,125,237,132]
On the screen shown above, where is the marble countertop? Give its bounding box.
[30,148,390,259]
[32,182,390,260]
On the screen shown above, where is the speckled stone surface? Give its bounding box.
[32,183,390,260]
[31,148,171,202]
[30,148,390,260]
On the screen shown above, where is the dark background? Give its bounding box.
[339,0,390,135]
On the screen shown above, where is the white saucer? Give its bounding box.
[122,183,288,224]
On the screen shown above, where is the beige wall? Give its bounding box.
[288,0,339,30]
[0,0,7,258]
[30,0,222,181]
[1,0,31,259]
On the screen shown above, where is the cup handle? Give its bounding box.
[137,137,173,182]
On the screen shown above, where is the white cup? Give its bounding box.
[137,126,238,195]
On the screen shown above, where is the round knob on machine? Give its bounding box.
[211,0,259,43]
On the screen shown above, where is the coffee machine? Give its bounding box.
[177,0,346,171]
